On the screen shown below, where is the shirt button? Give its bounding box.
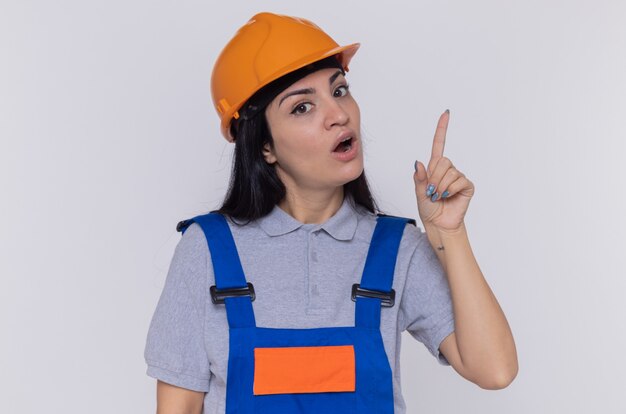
[311,251,318,262]
[311,284,319,297]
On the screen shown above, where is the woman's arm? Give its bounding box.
[425,222,518,390]
[411,110,518,389]
[156,380,205,414]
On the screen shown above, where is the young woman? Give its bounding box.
[144,12,518,414]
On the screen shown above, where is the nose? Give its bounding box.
[324,97,350,130]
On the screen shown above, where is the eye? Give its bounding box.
[334,84,350,98]
[291,102,313,115]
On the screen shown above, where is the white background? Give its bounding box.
[2,0,625,412]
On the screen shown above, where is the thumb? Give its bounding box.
[413,160,429,200]
[413,160,428,183]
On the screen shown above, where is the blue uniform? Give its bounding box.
[178,212,412,413]
[145,197,456,413]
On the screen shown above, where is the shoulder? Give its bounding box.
[174,215,261,266]
[354,210,430,266]
[176,213,253,253]
[401,221,429,251]
[377,212,428,251]
[176,222,208,256]
[169,222,213,283]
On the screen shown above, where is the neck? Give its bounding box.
[278,187,345,224]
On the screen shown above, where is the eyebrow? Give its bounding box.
[278,70,344,107]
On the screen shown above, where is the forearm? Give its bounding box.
[424,222,518,385]
[156,380,204,414]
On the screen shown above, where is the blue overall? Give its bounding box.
[177,211,414,414]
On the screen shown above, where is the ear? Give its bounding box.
[262,141,277,164]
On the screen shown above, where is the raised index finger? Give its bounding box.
[430,109,449,162]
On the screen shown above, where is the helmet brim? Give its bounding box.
[222,42,361,142]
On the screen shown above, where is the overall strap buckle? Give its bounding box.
[210,283,256,305]
[351,283,395,307]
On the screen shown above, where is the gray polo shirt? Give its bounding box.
[144,196,455,414]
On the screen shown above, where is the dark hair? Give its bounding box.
[215,112,381,224]
[215,63,381,224]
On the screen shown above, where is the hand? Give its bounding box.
[413,110,475,233]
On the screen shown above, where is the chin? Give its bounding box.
[339,166,365,186]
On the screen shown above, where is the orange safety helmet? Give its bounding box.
[211,12,360,142]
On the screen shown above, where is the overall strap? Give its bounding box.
[177,213,256,328]
[355,215,412,328]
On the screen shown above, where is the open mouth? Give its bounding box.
[333,137,353,153]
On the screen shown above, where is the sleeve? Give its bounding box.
[398,227,456,366]
[144,223,211,392]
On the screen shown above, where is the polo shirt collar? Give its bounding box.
[258,195,359,241]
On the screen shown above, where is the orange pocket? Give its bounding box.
[253,345,356,395]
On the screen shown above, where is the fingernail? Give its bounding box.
[431,192,439,202]
[414,160,418,172]
[426,184,435,196]
[445,109,450,114]
[441,190,449,198]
